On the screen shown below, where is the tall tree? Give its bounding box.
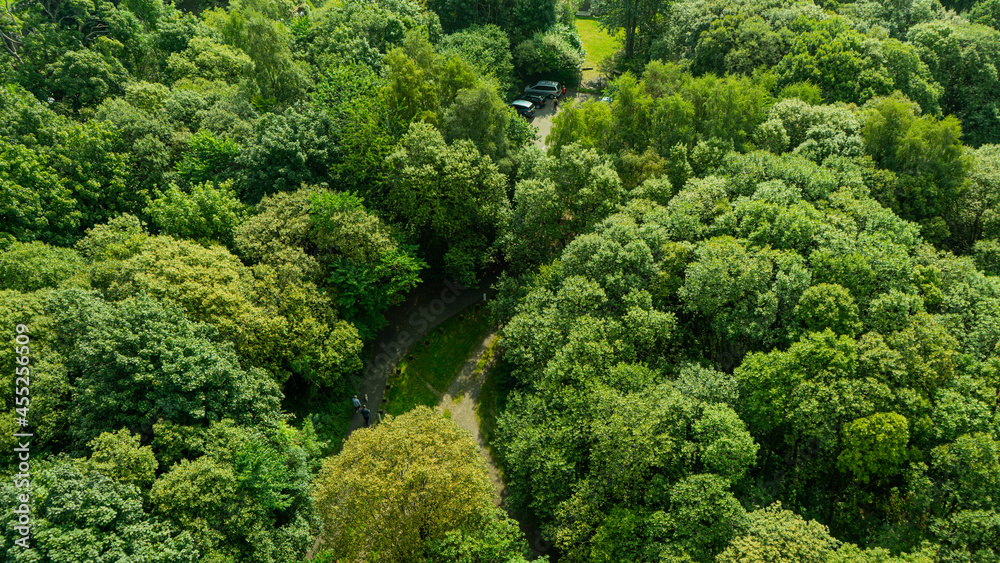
[313,406,514,562]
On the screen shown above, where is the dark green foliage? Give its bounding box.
[58,290,282,445]
[513,24,585,87]
[12,0,1000,559]
[386,122,510,285]
[907,20,1000,146]
[439,24,515,95]
[236,103,340,203]
[861,93,972,246]
[427,0,555,44]
[310,190,425,338]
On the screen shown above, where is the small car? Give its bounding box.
[524,80,562,99]
[518,94,546,108]
[509,99,536,117]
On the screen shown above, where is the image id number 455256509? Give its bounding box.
[12,323,32,549]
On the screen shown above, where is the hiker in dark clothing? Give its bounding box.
[360,405,371,427]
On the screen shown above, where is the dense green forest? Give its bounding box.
[5,0,1000,559]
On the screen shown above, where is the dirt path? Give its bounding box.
[435,333,554,557]
[344,278,491,436]
[436,332,503,497]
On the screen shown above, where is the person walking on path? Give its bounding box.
[360,405,371,427]
[352,395,361,413]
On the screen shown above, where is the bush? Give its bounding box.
[513,25,584,87]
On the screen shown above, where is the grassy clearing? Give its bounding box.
[384,305,493,416]
[576,16,623,84]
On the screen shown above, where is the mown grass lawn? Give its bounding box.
[576,16,623,84]
[384,305,493,416]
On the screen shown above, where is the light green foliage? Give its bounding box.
[443,84,513,163]
[387,122,511,285]
[689,11,794,76]
[840,0,943,39]
[735,329,862,437]
[793,283,862,338]
[303,0,441,72]
[679,236,810,348]
[778,81,823,104]
[75,214,150,261]
[425,515,541,563]
[439,24,515,95]
[546,97,616,155]
[382,41,442,126]
[717,503,840,563]
[837,412,910,483]
[147,180,247,248]
[313,407,502,562]
[107,234,360,384]
[235,186,420,340]
[0,241,86,291]
[0,138,80,245]
[0,85,141,244]
[0,461,199,562]
[378,29,532,166]
[510,383,755,561]
[0,289,74,452]
[664,474,750,560]
[548,63,772,162]
[204,0,309,105]
[827,544,938,563]
[88,428,159,490]
[166,34,253,84]
[774,17,942,114]
[757,97,864,161]
[672,362,739,406]
[176,128,240,186]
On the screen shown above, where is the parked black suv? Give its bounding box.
[509,99,536,118]
[518,94,546,108]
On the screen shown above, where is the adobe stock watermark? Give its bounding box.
[11,323,32,549]
[365,279,469,376]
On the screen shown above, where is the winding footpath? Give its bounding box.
[344,278,490,435]
[435,332,503,496]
